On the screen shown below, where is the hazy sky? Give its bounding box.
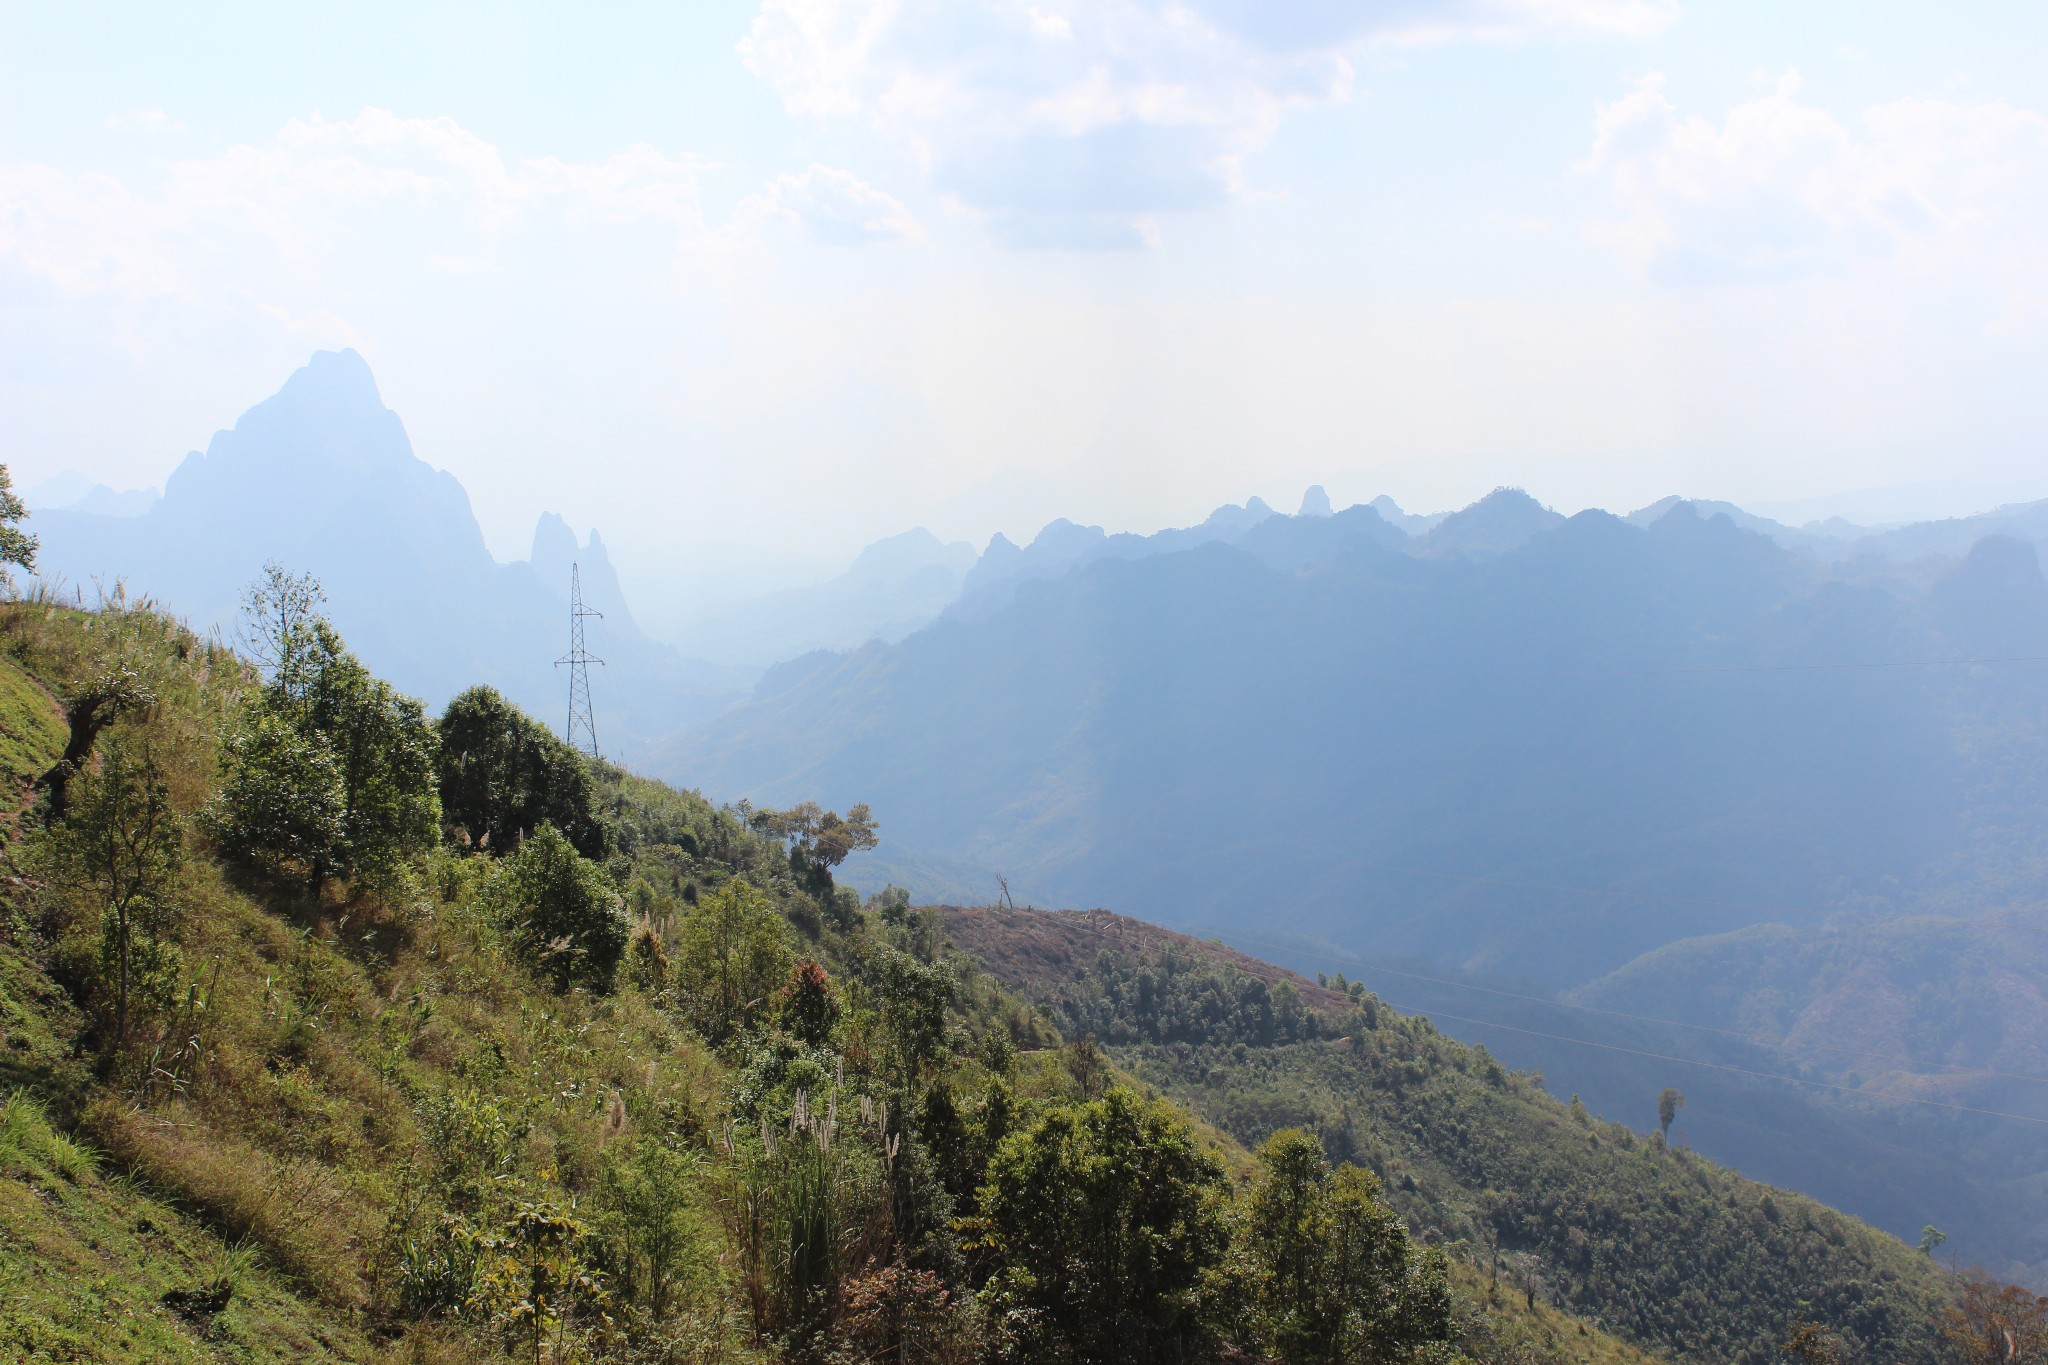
[5,0,2048,585]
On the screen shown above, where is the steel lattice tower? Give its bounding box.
[557,563,604,759]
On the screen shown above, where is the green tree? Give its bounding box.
[873,945,953,1081]
[211,572,439,888]
[490,823,627,992]
[0,463,37,579]
[302,624,439,887]
[1245,1129,1454,1364]
[751,800,879,899]
[1658,1087,1685,1140]
[594,1137,715,1318]
[977,1087,1229,1364]
[673,879,794,1041]
[236,562,327,700]
[436,685,608,859]
[471,1199,606,1365]
[45,737,185,1041]
[205,702,347,876]
[778,960,841,1047]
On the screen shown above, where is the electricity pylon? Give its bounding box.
[557,563,604,759]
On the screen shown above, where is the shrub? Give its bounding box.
[673,880,794,1042]
[487,823,627,992]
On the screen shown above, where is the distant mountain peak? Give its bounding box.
[1368,495,1447,537]
[1418,486,1565,559]
[1298,485,1333,518]
[261,348,387,428]
[846,527,976,583]
[530,510,579,567]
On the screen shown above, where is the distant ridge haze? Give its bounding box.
[26,347,2048,770]
[28,350,748,758]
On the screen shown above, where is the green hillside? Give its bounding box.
[942,905,1962,1365]
[0,590,1679,1363]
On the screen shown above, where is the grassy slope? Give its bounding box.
[944,905,1955,1365]
[0,600,1669,1364]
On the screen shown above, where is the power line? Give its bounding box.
[1331,859,2048,942]
[1366,998,2048,1130]
[962,906,2048,1130]
[1346,654,2048,683]
[1219,927,2048,1088]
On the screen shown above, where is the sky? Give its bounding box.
[5,0,2048,592]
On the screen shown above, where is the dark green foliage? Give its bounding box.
[489,823,628,992]
[977,1087,1229,1364]
[1245,1129,1454,1364]
[209,571,438,888]
[1056,943,1324,1048]
[0,463,37,577]
[1657,1087,1684,1139]
[204,700,346,874]
[301,625,439,886]
[42,737,186,1041]
[967,915,1955,1365]
[436,685,609,859]
[870,946,952,1079]
[1132,1030,1945,1365]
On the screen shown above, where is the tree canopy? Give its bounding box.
[977,1087,1229,1364]
[437,684,609,859]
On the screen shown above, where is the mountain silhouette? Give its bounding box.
[657,497,2048,988]
[677,526,979,667]
[30,350,746,756]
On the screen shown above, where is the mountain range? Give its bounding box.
[24,348,2048,1283]
[654,486,2048,1282]
[28,350,748,759]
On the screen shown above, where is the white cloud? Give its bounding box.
[1582,71,2048,299]
[104,107,187,136]
[0,109,923,313]
[0,109,715,305]
[741,0,1673,246]
[737,163,925,244]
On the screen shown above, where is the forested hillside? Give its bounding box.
[943,906,1968,1365]
[0,579,1698,1362]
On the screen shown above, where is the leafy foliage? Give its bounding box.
[0,462,37,578]
[948,905,1960,1365]
[438,684,610,859]
[489,822,629,992]
[208,576,438,888]
[0,589,1959,1365]
[40,736,186,1041]
[975,1087,1229,1364]
[1244,1128,1455,1364]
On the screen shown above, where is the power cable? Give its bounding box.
[958,907,2048,1130]
[1345,654,2048,683]
[1330,859,2048,942]
[1218,928,2048,1088]
[1366,998,2048,1129]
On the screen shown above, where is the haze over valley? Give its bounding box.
[11,2,2048,1360]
